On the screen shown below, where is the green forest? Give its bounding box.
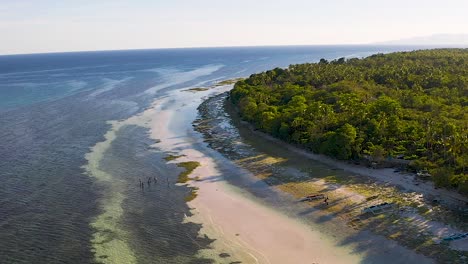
[230,49,468,194]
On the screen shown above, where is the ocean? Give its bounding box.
[0,45,420,263]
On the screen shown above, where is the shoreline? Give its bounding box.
[148,84,366,263]
[225,98,468,209]
[194,91,467,263]
[82,77,464,263]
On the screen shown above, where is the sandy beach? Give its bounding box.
[194,90,467,263]
[136,82,448,264]
[148,86,363,263]
[5,44,464,264]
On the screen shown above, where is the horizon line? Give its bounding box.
[2,43,466,57]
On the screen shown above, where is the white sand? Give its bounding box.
[148,87,363,263]
[241,117,467,253]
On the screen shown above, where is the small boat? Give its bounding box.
[442,232,468,241]
[300,194,325,201]
[362,202,393,214]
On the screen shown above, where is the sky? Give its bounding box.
[1,0,467,55]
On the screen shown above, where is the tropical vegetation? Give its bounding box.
[230,49,468,193]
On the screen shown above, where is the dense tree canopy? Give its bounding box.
[230,49,468,193]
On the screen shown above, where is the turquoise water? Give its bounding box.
[0,46,421,263]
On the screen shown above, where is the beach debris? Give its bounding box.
[219,253,231,258]
[300,193,325,202]
[361,202,394,215]
[416,170,432,179]
[442,232,468,241]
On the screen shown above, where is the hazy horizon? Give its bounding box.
[1,41,467,57]
[1,0,467,55]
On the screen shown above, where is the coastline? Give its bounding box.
[5,47,456,264]
[225,97,468,209]
[148,84,366,263]
[82,97,214,263]
[83,78,464,263]
[194,91,467,263]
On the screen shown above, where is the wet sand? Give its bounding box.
[148,86,365,263]
[194,92,468,263]
[88,78,443,264]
